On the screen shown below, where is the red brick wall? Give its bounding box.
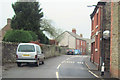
[91,7,101,66]
[76,39,86,55]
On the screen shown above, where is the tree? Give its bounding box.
[36,30,49,44]
[40,19,63,39]
[11,2,43,32]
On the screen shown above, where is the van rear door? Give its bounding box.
[17,45,36,59]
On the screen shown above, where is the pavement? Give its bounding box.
[85,55,111,78]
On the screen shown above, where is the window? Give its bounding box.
[84,42,85,46]
[77,40,79,46]
[81,48,82,53]
[36,46,41,54]
[96,35,98,48]
[97,13,98,25]
[92,20,94,30]
[18,45,35,52]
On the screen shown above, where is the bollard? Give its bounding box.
[101,63,105,76]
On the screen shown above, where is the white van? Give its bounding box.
[16,43,45,67]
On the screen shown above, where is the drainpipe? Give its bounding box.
[100,5,104,70]
[110,0,113,76]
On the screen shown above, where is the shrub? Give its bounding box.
[3,30,33,43]
[28,31,38,41]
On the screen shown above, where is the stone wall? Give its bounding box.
[110,2,119,78]
[1,42,67,65]
[118,2,120,79]
[102,2,111,71]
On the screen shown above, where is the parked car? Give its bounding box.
[74,49,81,55]
[16,43,45,67]
[66,49,74,55]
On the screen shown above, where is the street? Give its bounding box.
[2,55,95,78]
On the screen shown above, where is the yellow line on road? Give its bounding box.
[85,62,90,70]
[57,64,61,70]
[88,70,99,78]
[85,62,99,78]
[56,71,60,80]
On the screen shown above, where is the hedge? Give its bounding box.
[3,30,37,43]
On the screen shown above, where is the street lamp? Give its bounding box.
[103,30,110,39]
[87,5,97,7]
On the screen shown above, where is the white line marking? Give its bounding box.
[61,60,66,63]
[81,62,83,64]
[56,71,60,80]
[57,64,61,69]
[66,58,70,60]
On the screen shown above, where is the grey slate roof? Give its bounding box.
[56,31,91,43]
[65,31,86,41]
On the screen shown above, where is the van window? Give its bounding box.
[36,46,41,54]
[18,45,35,52]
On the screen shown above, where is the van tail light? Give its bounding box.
[35,55,37,58]
[16,55,18,58]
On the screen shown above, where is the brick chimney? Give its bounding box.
[80,34,83,37]
[72,28,76,34]
[7,18,11,25]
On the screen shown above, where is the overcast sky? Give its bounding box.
[0,0,100,39]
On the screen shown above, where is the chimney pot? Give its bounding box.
[72,28,76,34]
[7,18,11,25]
[80,34,83,37]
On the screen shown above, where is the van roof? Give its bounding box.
[18,43,39,46]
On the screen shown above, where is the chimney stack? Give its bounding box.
[72,28,76,34]
[7,18,11,25]
[80,34,83,37]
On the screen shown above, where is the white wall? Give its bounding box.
[58,32,75,49]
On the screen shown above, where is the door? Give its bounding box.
[17,45,36,59]
[36,46,44,61]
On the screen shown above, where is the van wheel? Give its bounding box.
[17,62,21,67]
[42,61,44,64]
[36,60,39,67]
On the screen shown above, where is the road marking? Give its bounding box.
[72,61,75,63]
[62,61,85,64]
[66,58,70,60]
[77,62,84,64]
[85,62,90,70]
[57,64,61,70]
[56,71,60,80]
[85,62,99,78]
[61,60,65,63]
[81,62,84,64]
[88,70,99,78]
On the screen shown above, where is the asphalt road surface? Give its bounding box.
[2,55,95,78]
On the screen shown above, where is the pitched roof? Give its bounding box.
[90,2,106,19]
[56,30,91,42]
[66,31,86,41]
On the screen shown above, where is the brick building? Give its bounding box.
[0,18,12,41]
[49,40,58,45]
[90,2,111,70]
[57,28,88,55]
